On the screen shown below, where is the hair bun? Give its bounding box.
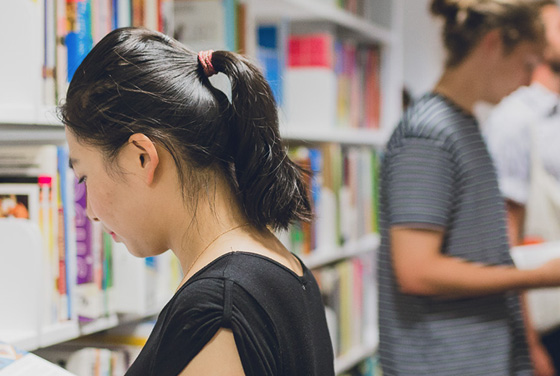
[430,0,461,19]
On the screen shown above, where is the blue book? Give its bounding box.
[57,146,73,320]
[257,24,286,106]
[66,0,93,82]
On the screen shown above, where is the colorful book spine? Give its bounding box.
[66,0,93,82]
[288,145,379,255]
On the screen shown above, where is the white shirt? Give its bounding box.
[485,83,560,205]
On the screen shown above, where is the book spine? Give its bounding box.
[66,0,94,82]
[56,0,68,102]
[44,0,57,106]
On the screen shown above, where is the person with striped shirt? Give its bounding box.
[378,1,560,375]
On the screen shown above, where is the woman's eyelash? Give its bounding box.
[78,176,87,184]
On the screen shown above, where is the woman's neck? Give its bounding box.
[433,55,490,115]
[167,172,252,273]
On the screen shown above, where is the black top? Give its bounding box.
[125,252,335,376]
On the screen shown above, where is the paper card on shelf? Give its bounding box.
[0,342,75,375]
[511,242,560,333]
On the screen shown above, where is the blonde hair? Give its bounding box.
[431,0,545,67]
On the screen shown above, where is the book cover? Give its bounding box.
[0,184,40,222]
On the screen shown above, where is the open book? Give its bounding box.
[0,342,75,375]
[511,241,560,334]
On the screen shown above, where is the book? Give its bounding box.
[257,23,288,107]
[286,29,337,129]
[0,145,63,326]
[0,220,43,351]
[0,184,39,222]
[511,242,560,333]
[66,0,93,82]
[44,0,57,106]
[0,342,76,375]
[0,0,44,122]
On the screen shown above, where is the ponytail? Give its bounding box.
[61,28,311,231]
[210,51,312,230]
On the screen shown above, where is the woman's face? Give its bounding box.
[486,41,542,104]
[66,128,165,258]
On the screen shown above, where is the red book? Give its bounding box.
[288,33,334,69]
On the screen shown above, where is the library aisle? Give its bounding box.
[0,0,403,375]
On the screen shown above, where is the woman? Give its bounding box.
[378,0,560,375]
[61,28,334,375]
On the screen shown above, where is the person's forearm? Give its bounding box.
[399,255,546,298]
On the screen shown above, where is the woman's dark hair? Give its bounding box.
[60,27,311,231]
[431,0,545,67]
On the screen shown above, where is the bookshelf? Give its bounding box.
[248,0,404,135]
[250,0,394,44]
[335,333,378,375]
[301,233,379,270]
[0,0,402,374]
[281,126,391,147]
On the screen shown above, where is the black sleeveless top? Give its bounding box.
[125,252,335,376]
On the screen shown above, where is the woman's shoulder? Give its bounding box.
[178,251,310,299]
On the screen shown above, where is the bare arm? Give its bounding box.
[179,328,245,376]
[504,200,555,375]
[391,226,560,298]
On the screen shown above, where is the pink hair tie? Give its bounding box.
[198,50,217,77]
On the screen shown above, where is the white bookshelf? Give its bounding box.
[301,233,379,269]
[249,0,404,133]
[335,337,379,375]
[0,105,60,127]
[10,313,162,352]
[250,0,394,44]
[281,126,391,147]
[0,124,65,145]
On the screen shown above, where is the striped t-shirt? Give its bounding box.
[378,93,531,376]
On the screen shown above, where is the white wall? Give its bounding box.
[402,0,445,99]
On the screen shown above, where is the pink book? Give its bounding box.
[288,33,334,68]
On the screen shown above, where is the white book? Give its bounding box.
[0,220,43,350]
[285,68,337,130]
[0,0,45,123]
[0,344,76,376]
[511,241,560,333]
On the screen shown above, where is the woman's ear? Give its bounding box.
[127,133,160,185]
[480,29,503,56]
